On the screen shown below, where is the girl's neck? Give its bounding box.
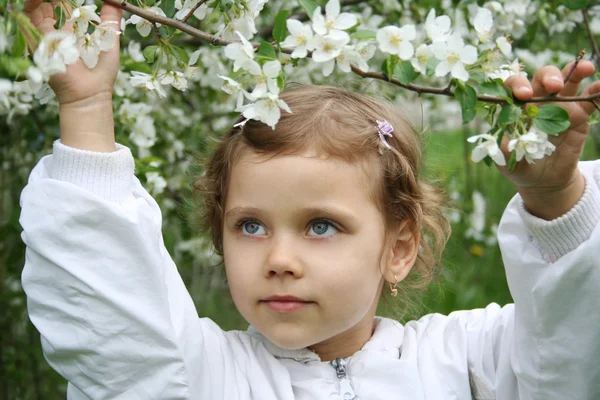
[308,315,376,362]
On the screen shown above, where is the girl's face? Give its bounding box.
[222,151,389,355]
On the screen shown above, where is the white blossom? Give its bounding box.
[425,9,451,42]
[77,33,101,68]
[411,44,432,74]
[486,58,526,81]
[127,41,145,62]
[27,32,79,86]
[130,115,157,148]
[0,23,12,53]
[432,33,477,81]
[311,31,350,63]
[250,60,281,98]
[280,19,314,59]
[376,25,416,60]
[129,71,167,97]
[508,127,555,164]
[94,21,120,51]
[67,0,101,35]
[312,0,358,36]
[465,191,486,241]
[126,7,165,37]
[146,171,168,195]
[473,7,494,43]
[175,0,212,21]
[495,36,512,57]
[467,133,506,166]
[240,93,292,129]
[223,31,261,74]
[161,71,188,91]
[218,75,246,111]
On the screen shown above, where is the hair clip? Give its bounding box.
[376,119,394,150]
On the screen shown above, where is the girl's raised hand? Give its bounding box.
[23,0,123,107]
[501,60,600,220]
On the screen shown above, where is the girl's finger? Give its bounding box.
[96,3,123,70]
[577,80,600,117]
[504,75,533,100]
[560,60,596,97]
[531,65,563,96]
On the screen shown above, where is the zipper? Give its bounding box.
[331,358,356,399]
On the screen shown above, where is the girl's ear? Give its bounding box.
[383,220,419,283]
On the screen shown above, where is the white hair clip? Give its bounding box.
[376,119,394,150]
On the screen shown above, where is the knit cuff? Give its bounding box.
[518,169,600,262]
[51,140,135,204]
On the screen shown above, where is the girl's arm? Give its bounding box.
[20,141,249,399]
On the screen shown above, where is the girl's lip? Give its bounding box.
[263,295,310,302]
[262,300,314,313]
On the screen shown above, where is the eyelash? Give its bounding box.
[234,218,340,236]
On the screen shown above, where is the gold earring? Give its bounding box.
[389,275,398,297]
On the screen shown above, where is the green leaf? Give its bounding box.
[273,10,290,43]
[351,29,377,39]
[381,55,398,80]
[171,44,190,65]
[256,42,277,62]
[298,0,318,20]
[0,54,32,78]
[54,5,66,29]
[455,83,478,124]
[508,151,518,172]
[394,60,417,85]
[588,111,600,126]
[562,0,588,10]
[425,57,439,77]
[533,104,571,135]
[277,74,285,91]
[160,0,176,18]
[479,79,510,98]
[123,59,153,74]
[497,104,521,125]
[143,45,159,63]
[12,29,26,57]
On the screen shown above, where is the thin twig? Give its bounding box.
[550,49,585,97]
[182,0,208,24]
[582,9,600,70]
[104,0,600,107]
[152,22,163,40]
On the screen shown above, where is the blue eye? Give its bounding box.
[308,220,338,237]
[239,220,266,235]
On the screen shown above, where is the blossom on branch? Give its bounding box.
[126,7,165,37]
[130,71,167,98]
[312,31,350,63]
[467,133,506,166]
[312,0,358,37]
[67,0,101,36]
[223,31,261,74]
[240,93,292,129]
[26,32,79,88]
[425,9,451,42]
[431,33,477,81]
[280,20,314,59]
[249,60,282,98]
[376,25,416,60]
[508,127,555,164]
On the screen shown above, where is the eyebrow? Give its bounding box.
[224,206,358,223]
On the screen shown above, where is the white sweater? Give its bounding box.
[20,141,600,400]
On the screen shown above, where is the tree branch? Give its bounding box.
[582,9,600,70]
[104,0,600,106]
[182,0,208,24]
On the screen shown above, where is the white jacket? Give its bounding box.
[20,142,600,400]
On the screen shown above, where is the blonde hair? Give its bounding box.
[194,84,451,312]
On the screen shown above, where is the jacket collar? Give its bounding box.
[247,317,404,363]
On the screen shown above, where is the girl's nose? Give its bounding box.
[264,235,304,279]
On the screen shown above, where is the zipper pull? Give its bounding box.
[331,358,356,400]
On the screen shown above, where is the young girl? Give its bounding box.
[21,2,600,399]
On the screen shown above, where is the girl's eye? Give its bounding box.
[239,220,266,235]
[308,220,338,237]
